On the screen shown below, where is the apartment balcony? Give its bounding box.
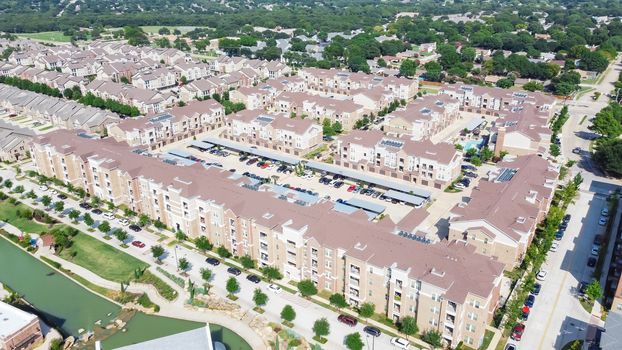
[442,331,454,341]
[445,316,455,328]
[350,267,360,276]
[446,304,457,315]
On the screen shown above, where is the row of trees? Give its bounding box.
[591,102,622,176]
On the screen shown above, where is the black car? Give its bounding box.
[461,164,477,171]
[246,274,261,283]
[206,257,221,266]
[532,283,541,296]
[79,202,92,209]
[464,171,478,178]
[128,224,141,232]
[524,294,535,308]
[91,208,102,215]
[563,214,571,223]
[227,267,242,276]
[363,326,381,337]
[57,193,67,199]
[587,257,597,267]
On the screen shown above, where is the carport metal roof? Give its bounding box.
[306,160,432,199]
[168,149,193,159]
[189,140,215,150]
[344,198,386,214]
[203,137,300,165]
[384,189,427,206]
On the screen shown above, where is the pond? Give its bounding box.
[0,237,251,350]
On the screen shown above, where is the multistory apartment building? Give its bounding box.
[32,130,504,348]
[107,100,225,149]
[222,110,322,155]
[335,130,462,189]
[383,94,461,140]
[448,155,558,269]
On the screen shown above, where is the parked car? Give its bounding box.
[587,257,597,267]
[572,147,581,154]
[536,270,548,281]
[128,224,141,232]
[57,193,67,200]
[555,231,564,240]
[454,182,466,189]
[532,283,542,296]
[246,274,261,284]
[131,241,145,248]
[347,185,356,192]
[390,337,411,349]
[461,164,477,171]
[550,242,559,252]
[524,294,535,308]
[39,185,48,191]
[563,214,571,223]
[594,235,603,246]
[521,306,530,320]
[591,246,600,256]
[578,282,588,296]
[601,208,609,217]
[268,284,282,294]
[511,323,525,341]
[246,158,258,165]
[91,208,102,215]
[363,326,381,337]
[504,344,517,350]
[117,218,129,226]
[205,257,220,266]
[599,216,608,226]
[464,171,478,178]
[337,314,357,327]
[79,202,92,209]
[227,267,241,276]
[103,212,115,220]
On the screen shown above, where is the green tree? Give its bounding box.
[41,195,52,207]
[399,59,418,77]
[590,104,622,138]
[113,229,128,244]
[194,235,213,252]
[594,139,622,176]
[313,318,330,341]
[253,288,268,309]
[470,156,482,166]
[240,255,256,270]
[138,214,150,227]
[399,316,418,339]
[550,143,561,157]
[53,201,64,212]
[226,277,239,296]
[523,81,544,91]
[297,279,318,297]
[281,304,296,323]
[151,245,165,262]
[178,257,190,272]
[344,332,364,350]
[585,280,604,301]
[329,293,348,309]
[68,209,80,221]
[217,246,232,258]
[200,267,212,294]
[358,302,375,323]
[480,147,494,162]
[422,330,442,347]
[98,220,111,233]
[83,212,94,227]
[261,266,283,281]
[13,185,24,193]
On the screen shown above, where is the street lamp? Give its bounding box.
[174,244,179,270]
[365,334,375,350]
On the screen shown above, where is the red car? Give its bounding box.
[347,185,356,192]
[511,323,525,341]
[337,314,358,327]
[131,241,146,248]
[261,163,270,169]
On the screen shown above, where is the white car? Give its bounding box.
[601,208,609,217]
[117,218,130,226]
[103,212,115,220]
[39,185,48,191]
[49,189,58,195]
[550,242,559,252]
[536,270,548,281]
[454,182,466,189]
[591,247,600,256]
[390,337,411,349]
[599,217,608,226]
[268,284,282,294]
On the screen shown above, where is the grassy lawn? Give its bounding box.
[0,201,51,233]
[16,31,72,42]
[59,233,148,282]
[479,329,495,350]
[38,125,54,131]
[419,87,440,95]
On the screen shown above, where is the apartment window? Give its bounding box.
[409,305,415,312]
[470,300,481,309]
[429,318,438,326]
[464,336,474,345]
[468,312,478,321]
[431,306,439,314]
[466,324,476,332]
[431,293,441,302]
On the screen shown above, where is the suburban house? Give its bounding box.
[0,120,35,162]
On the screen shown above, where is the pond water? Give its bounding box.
[0,237,251,350]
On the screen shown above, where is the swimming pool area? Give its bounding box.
[462,139,484,151]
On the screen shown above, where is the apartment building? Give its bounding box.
[84,80,176,114]
[298,68,419,100]
[0,301,43,350]
[229,84,283,111]
[222,110,322,155]
[383,94,461,140]
[448,155,558,269]
[31,130,504,348]
[132,67,178,90]
[0,120,35,162]
[172,62,211,82]
[336,130,462,189]
[492,104,553,156]
[0,84,119,133]
[272,92,367,131]
[107,100,224,148]
[439,84,556,116]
